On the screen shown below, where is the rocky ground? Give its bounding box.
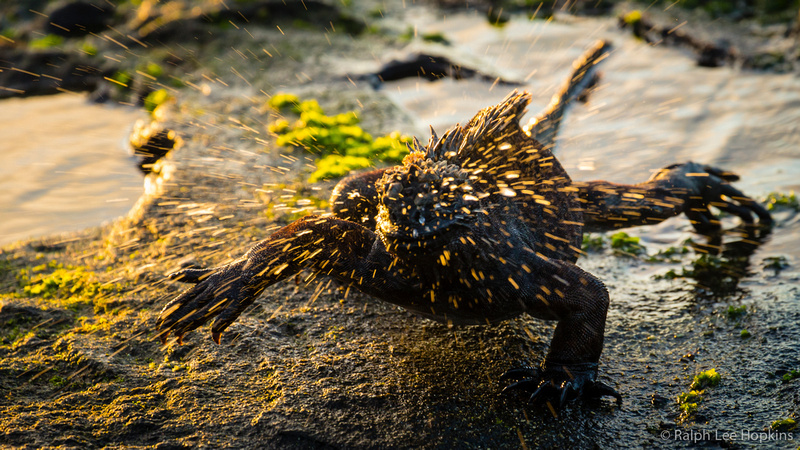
[1,1,799,448]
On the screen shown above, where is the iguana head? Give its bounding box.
[374,91,534,254]
[375,140,483,253]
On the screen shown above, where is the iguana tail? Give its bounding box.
[523,39,611,152]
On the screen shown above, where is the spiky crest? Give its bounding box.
[415,91,534,173]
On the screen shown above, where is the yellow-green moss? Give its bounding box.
[677,389,702,415]
[16,260,122,312]
[581,234,605,252]
[267,93,412,182]
[610,231,646,256]
[29,34,63,49]
[770,418,797,431]
[762,191,799,211]
[691,368,721,390]
[144,89,172,115]
[623,10,643,25]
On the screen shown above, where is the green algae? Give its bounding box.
[80,42,98,56]
[691,368,721,390]
[770,418,797,432]
[581,233,605,252]
[15,260,122,313]
[740,329,751,338]
[726,305,747,320]
[29,34,63,50]
[622,10,643,25]
[676,389,702,415]
[781,369,799,382]
[762,191,799,211]
[609,231,646,256]
[143,89,172,115]
[677,369,721,420]
[267,93,412,182]
[646,244,691,263]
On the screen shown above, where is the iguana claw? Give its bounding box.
[501,363,621,406]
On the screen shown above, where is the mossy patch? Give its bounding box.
[770,418,797,432]
[144,89,173,115]
[677,368,721,420]
[622,10,643,25]
[581,233,605,252]
[81,42,98,56]
[646,244,691,263]
[781,369,799,382]
[29,34,63,50]
[691,368,721,390]
[740,329,751,338]
[609,231,646,256]
[726,304,747,320]
[15,260,122,313]
[676,389,702,415]
[267,93,412,182]
[422,32,450,45]
[109,70,133,91]
[762,191,799,211]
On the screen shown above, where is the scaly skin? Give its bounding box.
[156,40,771,406]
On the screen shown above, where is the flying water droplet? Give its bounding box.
[500,187,516,197]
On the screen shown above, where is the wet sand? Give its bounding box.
[0,94,144,245]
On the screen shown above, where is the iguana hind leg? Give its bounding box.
[503,258,620,404]
[575,162,771,232]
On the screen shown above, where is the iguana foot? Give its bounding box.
[654,162,772,233]
[156,261,256,345]
[500,363,621,407]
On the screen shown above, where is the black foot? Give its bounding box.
[500,363,621,407]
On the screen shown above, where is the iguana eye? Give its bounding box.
[387,182,402,199]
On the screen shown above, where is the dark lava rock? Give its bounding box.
[46,1,114,38]
[0,48,107,98]
[359,53,520,89]
[130,121,180,173]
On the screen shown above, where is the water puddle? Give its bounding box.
[0,94,145,245]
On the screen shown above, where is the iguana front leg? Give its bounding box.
[575,162,772,233]
[329,168,386,230]
[156,215,404,344]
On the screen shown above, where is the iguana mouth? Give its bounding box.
[379,213,477,253]
[383,218,470,241]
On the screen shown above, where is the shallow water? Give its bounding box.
[0,94,144,245]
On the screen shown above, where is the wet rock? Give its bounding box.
[46,1,114,38]
[0,304,72,335]
[0,48,107,98]
[650,393,670,408]
[128,0,366,46]
[129,120,181,173]
[618,12,736,68]
[357,53,520,89]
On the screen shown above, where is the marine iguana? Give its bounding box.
[156,40,771,404]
